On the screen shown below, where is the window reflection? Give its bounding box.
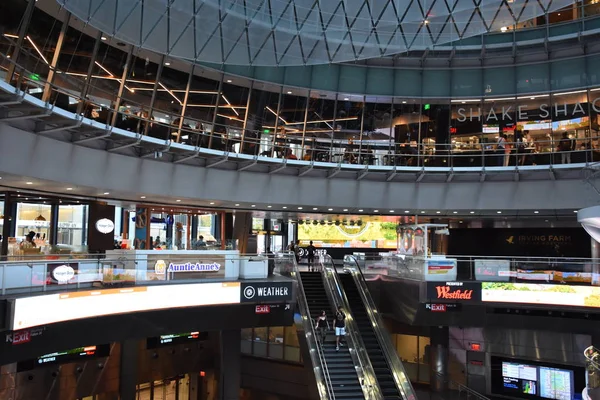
[240,326,301,363]
[393,333,431,383]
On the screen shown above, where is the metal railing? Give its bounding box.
[0,45,597,175]
[344,254,418,400]
[281,252,336,400]
[429,371,491,400]
[0,252,290,297]
[320,255,383,400]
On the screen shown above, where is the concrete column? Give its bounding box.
[592,238,600,286]
[233,212,252,253]
[219,330,241,400]
[430,326,449,392]
[119,339,139,400]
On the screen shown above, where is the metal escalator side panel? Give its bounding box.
[289,254,335,400]
[321,256,385,400]
[345,255,419,400]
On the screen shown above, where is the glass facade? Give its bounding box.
[241,326,302,364]
[2,1,600,169]
[391,333,432,384]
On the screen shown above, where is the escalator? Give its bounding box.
[300,271,366,399]
[339,255,418,400]
[338,273,401,399]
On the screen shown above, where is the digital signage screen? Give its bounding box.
[17,344,111,372]
[482,282,600,309]
[491,357,584,400]
[298,221,398,249]
[11,282,241,330]
[147,331,209,349]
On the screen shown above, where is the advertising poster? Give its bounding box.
[426,259,457,275]
[298,221,398,249]
[482,282,600,308]
[474,259,511,281]
[47,263,79,285]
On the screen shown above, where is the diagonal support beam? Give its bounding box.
[174,148,200,164]
[549,168,555,180]
[328,166,342,179]
[357,166,369,181]
[386,167,397,182]
[238,159,258,171]
[108,136,142,152]
[416,172,425,182]
[446,170,454,182]
[0,112,51,122]
[141,142,171,158]
[206,155,230,168]
[74,131,113,144]
[270,160,288,174]
[299,163,314,177]
[37,121,83,135]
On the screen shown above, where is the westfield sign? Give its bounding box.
[427,282,482,302]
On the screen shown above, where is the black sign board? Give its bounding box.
[87,203,116,252]
[147,331,208,349]
[426,282,482,302]
[17,343,110,372]
[241,281,294,303]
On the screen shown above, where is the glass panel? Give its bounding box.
[335,95,364,164]
[451,100,483,167]
[245,86,280,157]
[284,346,301,362]
[253,327,268,357]
[284,325,299,348]
[396,334,419,382]
[550,90,591,164]
[57,205,86,248]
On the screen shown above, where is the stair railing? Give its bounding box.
[321,255,384,400]
[344,254,419,400]
[285,252,336,400]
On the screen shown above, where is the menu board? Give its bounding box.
[492,357,581,400]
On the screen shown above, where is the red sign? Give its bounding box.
[8,330,31,345]
[430,304,447,312]
[255,305,270,314]
[470,343,481,351]
[427,282,482,302]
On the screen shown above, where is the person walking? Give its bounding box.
[333,306,346,351]
[315,310,329,346]
[306,240,317,272]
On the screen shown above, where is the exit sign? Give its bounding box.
[255,305,270,314]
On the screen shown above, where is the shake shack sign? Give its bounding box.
[427,282,482,302]
[241,282,294,303]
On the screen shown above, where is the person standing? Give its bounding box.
[559,132,573,164]
[333,306,346,351]
[295,240,301,264]
[306,240,317,272]
[315,310,329,346]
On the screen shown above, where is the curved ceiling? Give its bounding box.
[55,0,573,66]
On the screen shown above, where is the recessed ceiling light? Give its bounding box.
[101,36,107,41]
[389,210,394,213]
[25,182,33,185]
[298,207,303,210]
[374,209,379,212]
[267,205,272,208]
[103,192,110,195]
[313,207,318,210]
[358,209,363,212]
[470,211,475,214]
[436,211,441,214]
[235,203,240,206]
[164,62,171,66]
[328,208,333,211]
[177,200,182,202]
[497,211,502,214]
[287,91,292,94]
[251,205,256,207]
[344,97,349,101]
[402,101,407,104]
[283,206,287,209]
[453,211,458,214]
[209,202,215,205]
[343,209,348,212]
[421,211,425,214]
[226,79,232,83]
[534,211,539,214]
[141,196,146,199]
[66,187,73,191]
[574,210,578,213]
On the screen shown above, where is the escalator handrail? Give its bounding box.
[344,254,419,400]
[321,255,384,400]
[585,346,600,371]
[287,252,336,400]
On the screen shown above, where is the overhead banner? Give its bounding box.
[240,281,294,303]
[426,281,482,302]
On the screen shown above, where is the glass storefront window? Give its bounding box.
[58,205,87,248]
[240,326,302,363]
[393,333,431,383]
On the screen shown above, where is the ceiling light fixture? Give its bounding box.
[235,204,240,206]
[251,205,256,207]
[141,196,146,199]
[25,181,33,185]
[101,36,107,41]
[313,207,318,210]
[298,207,303,210]
[328,208,333,211]
[497,211,502,214]
[389,210,394,213]
[226,79,232,83]
[374,209,379,212]
[343,209,348,212]
[283,206,287,209]
[405,210,410,213]
[177,199,182,202]
[358,209,363,212]
[209,202,215,205]
[66,187,73,191]
[436,211,441,214]
[534,211,539,214]
[470,211,475,214]
[103,192,110,195]
[268,205,272,208]
[287,91,293,94]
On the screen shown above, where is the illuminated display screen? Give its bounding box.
[482,282,600,308]
[11,282,241,330]
[491,357,583,400]
[298,221,398,249]
[147,331,209,349]
[17,344,110,372]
